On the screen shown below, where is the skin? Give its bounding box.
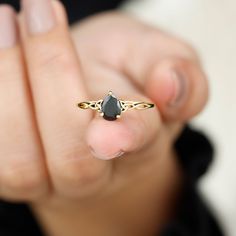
[0,1,208,236]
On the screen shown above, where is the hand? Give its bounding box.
[0,1,208,235]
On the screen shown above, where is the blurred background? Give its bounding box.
[121,0,236,235]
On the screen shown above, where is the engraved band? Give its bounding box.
[77,91,155,121]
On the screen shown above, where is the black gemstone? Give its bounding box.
[101,93,121,121]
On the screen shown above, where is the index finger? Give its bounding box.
[20,0,112,197]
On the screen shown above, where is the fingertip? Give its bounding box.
[87,101,161,160]
[0,4,16,15]
[0,4,18,49]
[86,118,137,160]
[51,0,68,26]
[20,0,68,37]
[146,58,209,121]
[147,61,180,105]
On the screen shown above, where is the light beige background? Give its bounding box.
[121,0,236,235]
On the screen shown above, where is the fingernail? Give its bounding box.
[22,0,56,34]
[0,5,18,49]
[89,146,125,160]
[168,70,187,107]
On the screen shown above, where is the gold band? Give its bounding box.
[77,91,155,121]
[78,100,155,112]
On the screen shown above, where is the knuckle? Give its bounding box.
[53,148,108,189]
[57,160,104,187]
[175,40,199,59]
[175,57,194,70]
[182,42,198,58]
[177,42,200,62]
[0,51,22,83]
[0,161,46,198]
[172,56,202,75]
[149,29,199,61]
[36,48,75,74]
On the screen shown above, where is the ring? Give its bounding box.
[78,91,155,121]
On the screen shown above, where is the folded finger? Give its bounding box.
[146,57,208,121]
[123,31,208,122]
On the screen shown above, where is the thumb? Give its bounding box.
[146,57,209,121]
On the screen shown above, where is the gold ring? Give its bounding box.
[78,91,155,121]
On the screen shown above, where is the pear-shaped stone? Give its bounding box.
[101,93,121,121]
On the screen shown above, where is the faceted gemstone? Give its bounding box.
[101,93,121,121]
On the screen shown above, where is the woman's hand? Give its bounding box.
[0,1,208,235]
